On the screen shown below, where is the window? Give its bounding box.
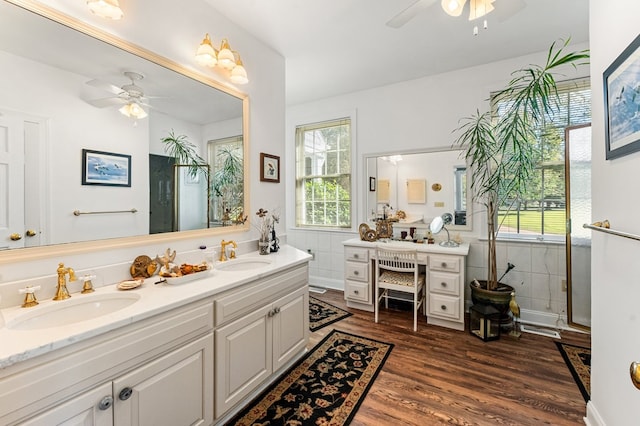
[208,136,243,225]
[295,118,351,228]
[492,78,591,237]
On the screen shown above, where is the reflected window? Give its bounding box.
[295,118,351,228]
[454,166,467,225]
[208,136,244,226]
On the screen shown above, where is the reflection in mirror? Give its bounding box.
[365,148,471,231]
[173,165,210,232]
[0,0,248,256]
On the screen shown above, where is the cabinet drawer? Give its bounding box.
[345,246,369,263]
[428,271,460,296]
[345,261,368,282]
[429,255,460,273]
[345,280,369,303]
[428,294,461,320]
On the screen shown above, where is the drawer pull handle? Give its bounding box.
[441,262,447,268]
[274,307,281,314]
[441,305,447,311]
[353,271,359,276]
[98,395,113,410]
[354,290,359,294]
[354,254,359,259]
[440,282,447,287]
[118,387,133,401]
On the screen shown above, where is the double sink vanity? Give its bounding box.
[0,245,311,425]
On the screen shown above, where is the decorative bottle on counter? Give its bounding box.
[270,228,280,253]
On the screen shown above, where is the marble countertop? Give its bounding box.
[342,238,470,256]
[0,245,311,369]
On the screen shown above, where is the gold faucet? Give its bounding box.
[219,240,237,261]
[54,262,76,300]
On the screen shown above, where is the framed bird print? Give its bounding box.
[260,152,280,183]
[604,32,640,160]
[82,149,131,187]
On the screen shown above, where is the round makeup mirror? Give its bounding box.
[430,213,459,247]
[430,216,444,234]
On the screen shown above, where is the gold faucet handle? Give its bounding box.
[80,274,96,294]
[19,286,41,308]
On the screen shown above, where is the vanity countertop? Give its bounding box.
[342,238,470,256]
[0,245,311,369]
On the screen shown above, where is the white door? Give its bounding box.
[0,113,25,249]
[272,286,308,371]
[19,382,113,426]
[113,334,213,426]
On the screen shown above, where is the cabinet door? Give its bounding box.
[20,382,113,426]
[215,304,272,417]
[113,333,213,426]
[272,286,309,371]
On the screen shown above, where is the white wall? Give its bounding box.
[587,1,640,424]
[286,42,589,325]
[0,0,285,286]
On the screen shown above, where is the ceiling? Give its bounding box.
[206,0,590,105]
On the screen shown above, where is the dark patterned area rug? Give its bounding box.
[309,296,353,332]
[228,330,394,426]
[556,341,591,402]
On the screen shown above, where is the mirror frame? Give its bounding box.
[0,0,250,265]
[363,147,472,232]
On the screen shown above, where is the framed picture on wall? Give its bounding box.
[604,32,640,159]
[260,152,280,183]
[369,177,376,191]
[82,149,131,187]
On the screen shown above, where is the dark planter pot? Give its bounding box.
[470,280,515,325]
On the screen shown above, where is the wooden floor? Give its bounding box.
[309,290,590,426]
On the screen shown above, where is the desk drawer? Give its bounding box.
[345,261,368,282]
[428,294,461,320]
[428,271,460,296]
[345,280,369,303]
[345,246,369,263]
[429,255,460,273]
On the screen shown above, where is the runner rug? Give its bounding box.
[228,329,394,426]
[555,341,591,402]
[309,296,352,332]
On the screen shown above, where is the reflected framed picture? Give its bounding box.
[604,33,640,159]
[369,177,376,191]
[260,152,280,183]
[82,149,131,187]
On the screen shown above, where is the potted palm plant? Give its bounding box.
[453,39,589,318]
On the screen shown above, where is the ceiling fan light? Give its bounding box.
[469,0,495,21]
[230,58,248,84]
[217,39,236,70]
[119,102,147,119]
[195,34,218,67]
[86,0,124,20]
[441,0,466,17]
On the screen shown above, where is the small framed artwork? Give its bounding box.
[260,152,280,183]
[604,33,640,159]
[82,149,131,187]
[369,177,376,191]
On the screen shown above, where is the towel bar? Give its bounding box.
[73,208,138,216]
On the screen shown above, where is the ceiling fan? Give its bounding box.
[386,0,526,29]
[86,71,152,109]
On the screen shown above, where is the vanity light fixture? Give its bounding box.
[86,0,124,20]
[119,101,147,119]
[195,34,249,84]
[441,0,465,17]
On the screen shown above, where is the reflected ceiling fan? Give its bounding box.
[386,0,526,29]
[86,71,157,118]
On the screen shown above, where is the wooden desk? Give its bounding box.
[342,238,470,331]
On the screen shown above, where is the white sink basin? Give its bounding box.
[215,258,272,272]
[6,292,141,331]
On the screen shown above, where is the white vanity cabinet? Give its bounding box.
[342,239,468,330]
[214,265,309,418]
[0,299,214,426]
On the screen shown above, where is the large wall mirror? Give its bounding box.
[365,148,472,231]
[0,0,249,262]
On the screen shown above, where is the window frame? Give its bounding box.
[294,116,354,230]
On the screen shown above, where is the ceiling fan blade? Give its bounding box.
[86,97,127,108]
[386,0,437,28]
[85,78,123,95]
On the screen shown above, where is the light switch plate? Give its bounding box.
[434,201,445,207]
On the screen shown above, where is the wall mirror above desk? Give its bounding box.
[364,148,471,232]
[0,0,249,262]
